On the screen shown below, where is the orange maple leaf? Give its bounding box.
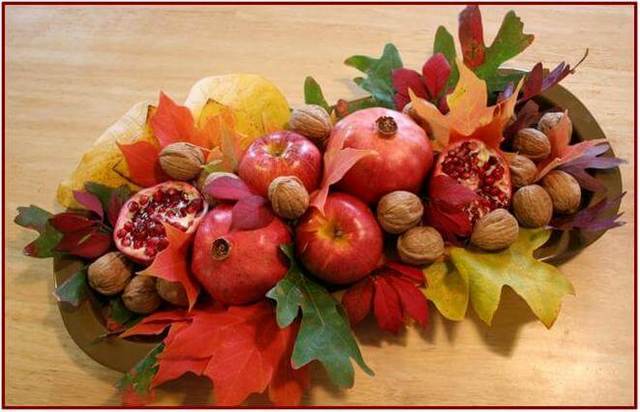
[138,222,200,310]
[410,59,522,150]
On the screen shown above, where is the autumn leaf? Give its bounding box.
[504,100,540,140]
[117,141,169,188]
[304,76,330,112]
[342,263,429,334]
[559,143,626,192]
[53,268,89,307]
[423,260,469,321]
[551,192,625,232]
[345,43,403,108]
[458,5,485,68]
[449,229,574,328]
[204,175,254,201]
[519,50,589,102]
[15,206,64,258]
[73,190,104,220]
[535,111,608,180]
[83,182,132,227]
[139,223,200,310]
[267,245,373,389]
[150,92,208,149]
[117,344,164,406]
[433,26,459,91]
[121,302,309,406]
[423,175,480,240]
[391,53,451,110]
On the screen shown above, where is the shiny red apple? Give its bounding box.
[295,192,383,285]
[238,131,322,197]
[191,204,291,305]
[329,107,433,204]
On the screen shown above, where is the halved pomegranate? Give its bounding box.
[113,181,208,263]
[432,139,511,224]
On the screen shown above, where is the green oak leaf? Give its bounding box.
[423,260,469,321]
[304,76,330,112]
[344,43,402,108]
[53,268,89,307]
[15,205,63,258]
[266,244,373,389]
[433,26,459,91]
[117,344,163,395]
[109,297,141,327]
[449,229,574,328]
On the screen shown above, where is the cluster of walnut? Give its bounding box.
[376,191,445,265]
[509,112,582,229]
[87,251,188,315]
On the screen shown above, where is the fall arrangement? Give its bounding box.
[15,6,626,406]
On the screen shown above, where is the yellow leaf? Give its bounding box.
[423,260,469,321]
[449,228,575,328]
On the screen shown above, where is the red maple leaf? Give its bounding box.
[117,141,170,188]
[342,262,429,334]
[138,223,200,310]
[121,302,309,406]
[150,92,209,149]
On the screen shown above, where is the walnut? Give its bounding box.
[538,111,573,139]
[288,104,332,146]
[513,128,551,161]
[541,170,582,214]
[508,154,538,188]
[156,278,188,307]
[376,191,424,234]
[268,176,310,220]
[159,142,205,181]
[87,252,132,295]
[122,275,161,314]
[512,185,553,228]
[470,209,519,251]
[397,226,445,265]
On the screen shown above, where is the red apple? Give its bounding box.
[191,204,291,305]
[238,131,322,197]
[295,192,383,285]
[329,107,433,204]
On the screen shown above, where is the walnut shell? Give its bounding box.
[512,185,553,228]
[538,111,572,139]
[268,176,310,220]
[376,191,424,234]
[470,209,519,251]
[159,142,205,181]
[156,278,189,307]
[87,252,132,295]
[397,226,444,265]
[122,275,161,314]
[541,170,581,214]
[513,128,551,161]
[288,104,332,146]
[508,154,538,188]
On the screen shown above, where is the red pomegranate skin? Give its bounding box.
[191,205,292,305]
[329,108,433,204]
[238,131,322,197]
[295,192,383,285]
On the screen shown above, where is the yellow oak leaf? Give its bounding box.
[423,260,469,321]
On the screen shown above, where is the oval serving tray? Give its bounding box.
[53,83,623,373]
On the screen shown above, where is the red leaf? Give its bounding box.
[231,195,274,231]
[73,191,104,219]
[422,53,451,99]
[385,261,424,284]
[54,225,112,259]
[372,276,403,334]
[120,309,189,338]
[267,322,310,406]
[204,175,254,201]
[391,68,427,110]
[551,192,625,232]
[107,189,131,228]
[150,92,208,148]
[341,277,374,326]
[504,100,540,139]
[429,175,479,208]
[459,5,485,68]
[139,223,200,310]
[424,202,472,240]
[118,141,170,188]
[521,63,544,102]
[49,212,96,233]
[385,275,429,328]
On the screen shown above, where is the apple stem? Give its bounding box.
[376,116,398,137]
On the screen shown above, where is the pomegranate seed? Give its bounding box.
[485,176,495,185]
[147,237,159,246]
[166,210,176,218]
[153,190,164,202]
[179,208,188,217]
[124,221,133,231]
[139,195,149,205]
[168,188,178,197]
[133,239,143,249]
[116,229,127,238]
[122,238,131,247]
[145,246,157,257]
[129,201,140,212]
[157,238,169,251]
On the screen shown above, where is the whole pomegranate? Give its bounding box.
[295,192,383,285]
[191,205,291,305]
[432,139,511,224]
[328,108,433,204]
[238,131,322,197]
[114,181,207,263]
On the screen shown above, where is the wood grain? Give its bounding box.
[5,5,635,406]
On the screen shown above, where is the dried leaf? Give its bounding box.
[139,223,200,310]
[117,141,170,188]
[551,193,625,232]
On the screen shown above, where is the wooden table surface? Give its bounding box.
[5,4,636,407]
